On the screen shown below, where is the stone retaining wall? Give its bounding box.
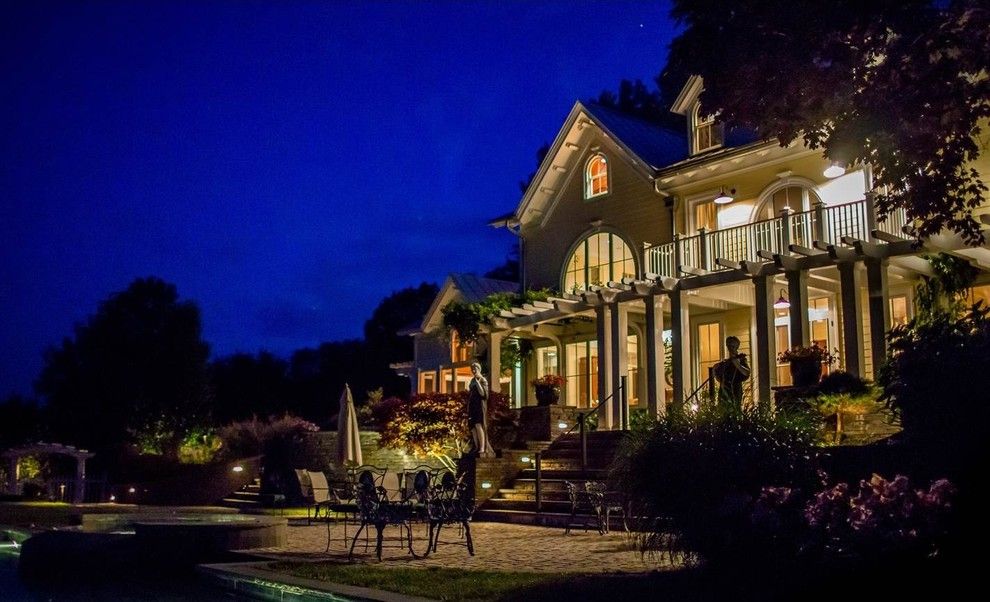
[291,431,445,479]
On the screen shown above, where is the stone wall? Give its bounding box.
[513,405,585,444]
[292,431,445,479]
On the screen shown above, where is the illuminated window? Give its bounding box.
[563,232,636,292]
[890,295,910,326]
[967,284,990,308]
[626,334,639,406]
[536,347,559,377]
[419,371,436,393]
[564,340,598,408]
[692,105,724,154]
[697,322,723,384]
[694,200,718,232]
[761,186,822,218]
[450,331,473,363]
[585,154,609,199]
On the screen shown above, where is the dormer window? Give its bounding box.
[584,154,609,199]
[691,104,724,155]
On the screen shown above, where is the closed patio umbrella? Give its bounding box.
[337,384,362,467]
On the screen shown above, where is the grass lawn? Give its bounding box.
[270,563,566,601]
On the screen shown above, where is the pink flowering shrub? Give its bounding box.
[797,474,956,558]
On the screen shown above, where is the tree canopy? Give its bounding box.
[663,0,990,243]
[35,277,211,458]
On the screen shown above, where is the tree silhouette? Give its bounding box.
[663,0,990,243]
[35,277,211,458]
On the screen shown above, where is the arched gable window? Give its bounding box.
[756,184,821,219]
[584,154,609,199]
[563,232,636,292]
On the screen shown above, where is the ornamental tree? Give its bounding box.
[663,0,990,243]
[377,391,511,470]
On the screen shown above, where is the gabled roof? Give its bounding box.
[506,100,685,227]
[417,273,519,334]
[581,102,685,170]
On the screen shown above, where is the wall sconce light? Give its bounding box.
[558,421,568,429]
[823,161,846,178]
[520,456,530,464]
[714,187,736,205]
[773,289,791,309]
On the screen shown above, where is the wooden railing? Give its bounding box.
[645,200,909,279]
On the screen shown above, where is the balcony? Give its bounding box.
[645,199,910,278]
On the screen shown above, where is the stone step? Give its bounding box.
[474,508,628,531]
[220,497,261,508]
[481,498,572,512]
[516,468,609,480]
[494,490,571,502]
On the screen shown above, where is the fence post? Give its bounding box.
[698,227,709,271]
[535,451,542,513]
[780,209,792,253]
[813,202,826,243]
[580,413,588,471]
[673,233,682,276]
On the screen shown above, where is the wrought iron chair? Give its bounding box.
[585,480,628,534]
[421,470,476,556]
[347,470,417,561]
[563,480,601,535]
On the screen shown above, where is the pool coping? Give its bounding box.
[198,561,437,602]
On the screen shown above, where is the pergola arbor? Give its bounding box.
[2,442,94,503]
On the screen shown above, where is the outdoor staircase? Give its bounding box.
[220,478,265,509]
[476,430,628,527]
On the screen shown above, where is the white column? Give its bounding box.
[488,331,503,393]
[595,304,613,430]
[645,292,666,417]
[753,275,777,409]
[838,262,865,377]
[609,302,629,429]
[670,290,691,404]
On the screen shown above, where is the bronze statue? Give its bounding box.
[467,362,494,457]
[712,336,751,406]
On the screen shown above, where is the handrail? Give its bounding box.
[535,376,626,513]
[643,198,903,279]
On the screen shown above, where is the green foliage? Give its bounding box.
[177,428,223,464]
[36,277,211,459]
[441,289,550,343]
[219,414,319,494]
[17,456,42,480]
[914,253,979,323]
[879,304,990,467]
[665,0,990,243]
[817,371,870,397]
[613,403,820,565]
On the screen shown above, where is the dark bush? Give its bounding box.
[817,370,870,396]
[613,404,820,566]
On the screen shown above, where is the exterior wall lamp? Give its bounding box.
[823,161,846,178]
[714,187,735,204]
[773,289,791,309]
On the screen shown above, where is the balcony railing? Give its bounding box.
[645,199,909,279]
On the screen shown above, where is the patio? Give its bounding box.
[244,520,677,574]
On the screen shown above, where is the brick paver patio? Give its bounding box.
[245,520,679,574]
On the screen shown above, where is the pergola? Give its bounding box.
[2,442,94,503]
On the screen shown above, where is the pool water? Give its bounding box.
[1,527,248,601]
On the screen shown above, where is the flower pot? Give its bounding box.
[789,358,823,387]
[534,385,560,406]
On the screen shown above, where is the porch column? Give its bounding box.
[645,292,667,417]
[74,456,87,504]
[787,270,810,348]
[753,274,777,409]
[838,262,865,377]
[595,304,613,430]
[609,302,629,429]
[488,331,503,393]
[670,290,691,405]
[865,258,890,378]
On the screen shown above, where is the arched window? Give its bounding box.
[584,154,609,199]
[756,185,821,219]
[563,232,636,292]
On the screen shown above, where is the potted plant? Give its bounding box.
[532,374,565,406]
[777,344,837,387]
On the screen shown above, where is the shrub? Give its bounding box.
[613,404,820,566]
[817,371,871,396]
[878,304,990,471]
[219,414,319,494]
[378,391,512,469]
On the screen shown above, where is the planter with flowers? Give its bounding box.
[777,344,838,387]
[532,374,565,406]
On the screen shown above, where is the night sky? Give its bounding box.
[1,1,677,398]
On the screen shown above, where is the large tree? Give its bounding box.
[664,0,990,243]
[209,351,290,423]
[36,277,211,458]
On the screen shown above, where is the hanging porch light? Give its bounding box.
[714,186,735,204]
[773,289,791,310]
[823,161,846,178]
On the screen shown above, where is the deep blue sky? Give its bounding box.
[1,0,677,398]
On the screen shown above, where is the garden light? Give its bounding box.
[520,456,530,464]
[481,481,492,489]
[558,421,568,429]
[232,465,244,473]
